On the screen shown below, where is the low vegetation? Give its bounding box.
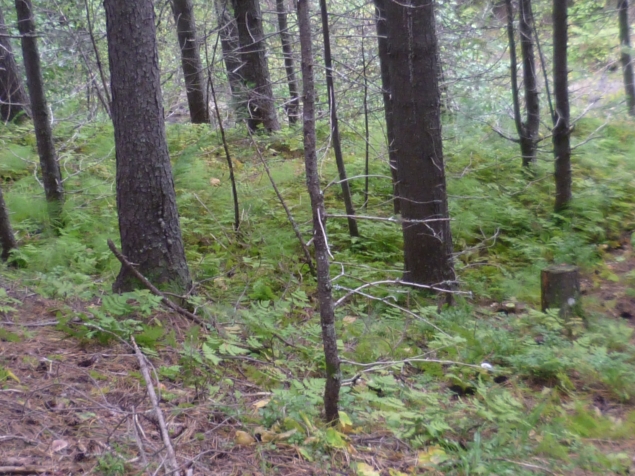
[2,114,635,474]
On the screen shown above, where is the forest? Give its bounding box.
[1,0,635,474]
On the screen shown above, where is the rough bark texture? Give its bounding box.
[518,0,539,166]
[505,0,522,149]
[373,0,399,214]
[506,0,539,167]
[171,0,209,124]
[104,0,192,293]
[298,0,340,424]
[318,0,358,237]
[231,0,279,132]
[0,6,29,122]
[276,0,299,124]
[552,0,572,212]
[618,0,635,116]
[0,184,17,261]
[215,0,243,97]
[541,265,581,320]
[382,0,454,287]
[15,0,64,222]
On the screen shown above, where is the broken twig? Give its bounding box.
[131,336,180,475]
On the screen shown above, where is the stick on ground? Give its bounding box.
[132,336,180,475]
[107,239,217,331]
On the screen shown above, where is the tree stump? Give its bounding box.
[541,265,581,319]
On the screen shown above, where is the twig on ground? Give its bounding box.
[0,320,58,327]
[0,467,49,474]
[131,407,150,474]
[498,459,556,475]
[131,336,180,476]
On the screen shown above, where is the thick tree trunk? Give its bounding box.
[104,0,192,293]
[618,0,635,116]
[171,0,209,124]
[297,0,340,424]
[318,0,358,237]
[519,0,539,166]
[552,0,572,212]
[373,0,399,214]
[215,0,243,97]
[15,0,64,224]
[0,184,17,261]
[276,0,299,125]
[231,0,279,132]
[0,7,29,122]
[382,0,454,287]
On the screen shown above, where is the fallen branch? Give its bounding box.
[0,467,49,474]
[107,239,219,333]
[131,336,180,475]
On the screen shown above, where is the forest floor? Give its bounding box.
[2,239,635,476]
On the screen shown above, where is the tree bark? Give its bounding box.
[618,0,635,116]
[373,0,399,214]
[214,0,243,97]
[318,0,358,237]
[506,0,539,167]
[231,0,279,132]
[519,0,539,166]
[505,0,523,150]
[298,0,340,424]
[0,6,29,122]
[0,184,17,261]
[104,0,192,293]
[15,0,64,225]
[276,0,299,125]
[381,0,454,287]
[541,265,581,321]
[171,0,209,124]
[552,0,572,212]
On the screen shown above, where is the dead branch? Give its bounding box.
[131,336,180,475]
[107,239,219,332]
[0,467,49,474]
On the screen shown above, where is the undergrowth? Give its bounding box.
[2,114,635,474]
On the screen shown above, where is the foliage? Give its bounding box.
[1,1,635,472]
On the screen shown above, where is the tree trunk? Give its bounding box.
[15,0,64,225]
[618,0,635,116]
[215,0,243,97]
[231,0,279,132]
[541,265,581,321]
[171,0,209,124]
[552,0,572,212]
[318,0,358,237]
[373,0,400,214]
[276,0,299,125]
[0,184,17,261]
[381,0,454,287]
[104,0,192,293]
[505,0,523,154]
[506,0,539,167]
[0,6,29,122]
[519,0,539,166]
[297,0,340,424]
